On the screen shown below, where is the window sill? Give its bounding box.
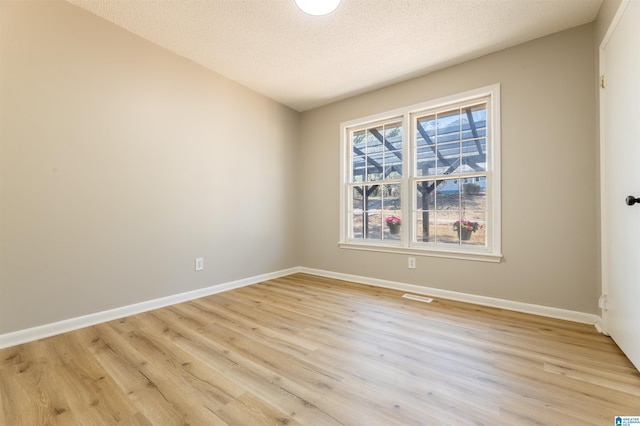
[338,241,502,263]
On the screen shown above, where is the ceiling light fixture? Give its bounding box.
[294,0,341,16]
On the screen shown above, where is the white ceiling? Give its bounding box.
[66,0,603,112]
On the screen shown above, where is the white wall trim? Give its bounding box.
[1,265,600,349]
[597,0,631,338]
[299,267,601,325]
[0,267,299,349]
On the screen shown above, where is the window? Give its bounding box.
[339,85,501,262]
[349,120,403,242]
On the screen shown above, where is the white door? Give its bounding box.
[601,0,640,371]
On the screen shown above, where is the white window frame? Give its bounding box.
[339,84,502,262]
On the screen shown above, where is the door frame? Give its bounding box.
[598,0,631,336]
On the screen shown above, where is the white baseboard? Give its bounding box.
[594,318,610,336]
[299,267,601,326]
[0,265,601,349]
[0,267,299,349]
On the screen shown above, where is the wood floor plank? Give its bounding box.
[2,273,640,425]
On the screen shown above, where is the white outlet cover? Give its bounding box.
[408,257,416,269]
[195,257,204,271]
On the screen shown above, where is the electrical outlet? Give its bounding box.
[195,257,204,271]
[408,257,416,269]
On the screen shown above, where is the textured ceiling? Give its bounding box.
[66,0,603,111]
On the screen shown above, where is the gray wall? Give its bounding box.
[0,0,299,334]
[297,24,599,314]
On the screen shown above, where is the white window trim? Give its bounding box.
[339,84,502,262]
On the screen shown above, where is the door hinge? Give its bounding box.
[600,75,606,89]
[598,294,608,311]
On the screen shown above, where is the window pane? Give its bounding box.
[384,151,402,179]
[437,109,460,144]
[461,104,487,139]
[416,146,436,176]
[351,212,364,239]
[382,184,401,210]
[385,122,402,150]
[459,211,486,246]
[366,212,381,239]
[462,177,486,208]
[353,130,366,154]
[383,226,401,241]
[436,210,460,244]
[436,179,459,210]
[415,211,434,243]
[367,152,384,181]
[415,115,436,147]
[352,186,364,210]
[352,155,366,182]
[383,210,401,241]
[461,139,486,173]
[366,126,383,153]
[416,181,435,210]
[364,185,381,210]
[436,142,460,175]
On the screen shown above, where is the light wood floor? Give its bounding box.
[2,273,639,425]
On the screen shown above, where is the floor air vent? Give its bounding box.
[402,294,433,303]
